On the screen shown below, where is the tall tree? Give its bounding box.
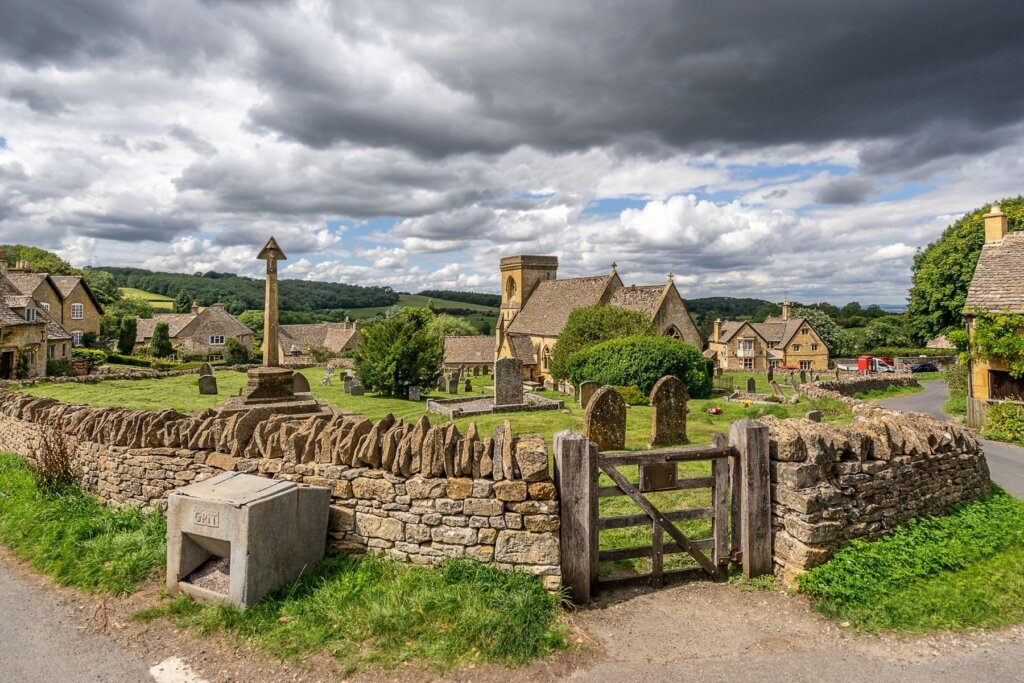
[908,197,1024,341]
[81,269,122,305]
[173,289,194,313]
[148,322,174,358]
[117,318,137,355]
[549,305,655,380]
[353,308,442,397]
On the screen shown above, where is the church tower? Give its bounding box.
[496,255,558,351]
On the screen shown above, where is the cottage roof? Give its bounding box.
[607,284,666,317]
[4,272,49,297]
[49,275,105,313]
[0,300,29,327]
[135,313,197,342]
[42,308,72,340]
[507,275,611,336]
[279,323,358,354]
[443,335,495,365]
[964,232,1024,314]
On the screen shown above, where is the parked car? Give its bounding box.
[911,362,939,373]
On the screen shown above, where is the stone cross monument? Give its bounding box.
[244,237,296,401]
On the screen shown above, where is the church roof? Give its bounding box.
[443,335,495,365]
[965,232,1024,314]
[607,284,666,317]
[506,275,611,337]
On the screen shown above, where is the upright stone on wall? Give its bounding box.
[578,381,600,409]
[293,373,311,393]
[584,386,626,450]
[494,357,524,406]
[648,375,688,446]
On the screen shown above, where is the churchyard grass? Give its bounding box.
[137,552,565,675]
[0,452,165,594]
[18,372,250,413]
[800,486,1024,632]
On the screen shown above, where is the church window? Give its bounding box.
[505,276,517,303]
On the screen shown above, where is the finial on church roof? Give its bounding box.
[667,273,674,283]
[610,261,617,273]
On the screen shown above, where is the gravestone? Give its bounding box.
[473,366,481,376]
[584,386,626,450]
[543,378,555,391]
[578,380,600,409]
[789,377,800,394]
[767,366,774,382]
[437,375,446,392]
[408,386,421,401]
[198,375,218,395]
[835,368,841,380]
[799,369,807,383]
[199,362,214,377]
[814,374,821,382]
[494,357,524,406]
[770,380,785,398]
[746,377,757,393]
[343,377,354,393]
[715,367,723,378]
[350,384,365,396]
[448,378,459,394]
[464,379,472,392]
[648,375,689,446]
[293,373,311,393]
[805,410,822,423]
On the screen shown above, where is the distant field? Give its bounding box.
[120,287,174,309]
[347,293,498,322]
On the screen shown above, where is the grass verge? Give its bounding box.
[0,452,165,594]
[851,383,924,401]
[799,486,1024,632]
[138,552,566,675]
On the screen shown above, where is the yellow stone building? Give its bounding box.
[495,255,702,383]
[5,262,104,346]
[705,301,830,372]
[963,203,1024,428]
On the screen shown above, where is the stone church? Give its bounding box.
[495,255,702,382]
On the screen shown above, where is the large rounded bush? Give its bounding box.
[566,336,712,399]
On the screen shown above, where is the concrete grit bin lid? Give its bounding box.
[167,471,331,608]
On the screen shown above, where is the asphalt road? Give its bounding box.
[879,379,1024,498]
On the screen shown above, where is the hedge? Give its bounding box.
[566,336,712,399]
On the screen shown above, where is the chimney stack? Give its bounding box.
[0,249,6,273]
[713,318,722,341]
[781,298,791,321]
[984,203,1008,243]
[191,300,199,314]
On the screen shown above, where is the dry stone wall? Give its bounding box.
[766,375,990,583]
[0,392,561,589]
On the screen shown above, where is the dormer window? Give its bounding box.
[25,308,36,323]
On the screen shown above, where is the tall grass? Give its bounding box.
[0,452,165,594]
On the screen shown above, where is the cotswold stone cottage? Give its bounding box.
[705,300,830,372]
[276,321,360,363]
[964,203,1024,427]
[4,261,104,346]
[443,335,496,373]
[0,271,73,379]
[134,303,253,360]
[495,256,702,382]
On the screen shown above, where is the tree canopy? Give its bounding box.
[791,306,843,354]
[565,336,712,398]
[426,313,479,340]
[908,196,1024,341]
[353,307,443,397]
[1,244,79,275]
[549,305,654,380]
[81,268,122,305]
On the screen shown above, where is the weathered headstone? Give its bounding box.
[585,386,626,450]
[799,369,807,384]
[448,378,459,394]
[464,379,472,392]
[578,380,600,409]
[805,410,822,423]
[767,366,774,383]
[494,357,524,406]
[543,378,555,391]
[770,380,785,398]
[350,384,365,396]
[814,374,821,382]
[746,377,757,393]
[408,386,421,401]
[293,373,311,393]
[199,374,218,395]
[835,368,841,380]
[199,362,214,377]
[437,375,446,392]
[715,367,723,378]
[343,377,354,393]
[648,375,688,446]
[473,366,481,376]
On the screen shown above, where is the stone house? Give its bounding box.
[276,321,360,364]
[495,255,702,382]
[443,335,495,373]
[705,301,830,372]
[0,273,52,378]
[134,303,253,360]
[4,261,104,346]
[963,203,1024,427]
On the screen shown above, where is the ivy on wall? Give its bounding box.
[969,311,1024,378]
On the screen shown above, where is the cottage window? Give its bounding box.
[48,344,55,360]
[72,331,83,347]
[742,358,753,371]
[62,343,68,357]
[71,303,84,320]
[210,335,226,346]
[800,360,812,370]
[801,327,809,335]
[791,343,801,351]
[41,303,50,312]
[811,343,819,351]
[25,308,36,323]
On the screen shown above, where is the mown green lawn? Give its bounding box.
[800,487,1024,632]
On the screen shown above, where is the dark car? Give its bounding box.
[911,362,939,373]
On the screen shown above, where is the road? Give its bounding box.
[879,379,1024,498]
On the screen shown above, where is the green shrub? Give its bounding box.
[45,359,72,377]
[549,305,654,380]
[612,385,648,406]
[224,337,251,365]
[148,322,173,358]
[72,348,108,366]
[354,307,442,397]
[945,362,968,415]
[984,403,1024,444]
[566,336,711,398]
[106,353,153,368]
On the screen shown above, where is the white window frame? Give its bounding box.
[800,360,812,370]
[71,303,84,320]
[210,335,226,346]
[41,302,50,312]
[72,331,83,347]
[25,308,36,323]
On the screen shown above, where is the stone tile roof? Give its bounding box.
[507,275,611,336]
[716,317,811,348]
[443,335,495,365]
[136,313,198,342]
[0,300,29,327]
[717,321,749,342]
[42,310,71,340]
[4,272,48,297]
[607,284,665,317]
[49,275,82,298]
[508,334,538,365]
[964,233,1024,314]
[279,323,359,354]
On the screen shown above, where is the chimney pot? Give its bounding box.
[984,202,1009,243]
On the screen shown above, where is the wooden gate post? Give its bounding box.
[729,418,772,578]
[553,430,598,604]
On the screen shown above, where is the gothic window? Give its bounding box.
[664,325,682,339]
[505,276,517,304]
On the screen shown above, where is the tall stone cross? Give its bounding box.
[257,237,286,368]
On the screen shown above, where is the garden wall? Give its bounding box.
[767,376,990,583]
[0,392,561,589]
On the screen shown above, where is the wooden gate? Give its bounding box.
[554,419,771,604]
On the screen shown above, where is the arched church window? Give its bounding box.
[505,276,517,303]
[665,325,682,339]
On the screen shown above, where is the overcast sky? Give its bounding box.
[2,1,1022,304]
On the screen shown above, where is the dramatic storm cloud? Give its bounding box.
[1,0,1023,302]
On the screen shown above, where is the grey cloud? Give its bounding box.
[169,124,217,157]
[52,211,199,242]
[7,86,69,114]
[137,140,168,152]
[100,133,130,150]
[815,176,874,205]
